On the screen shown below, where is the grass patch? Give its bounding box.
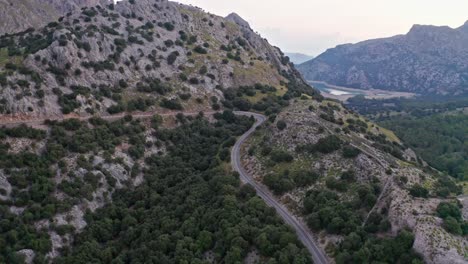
[233,61,285,88]
[375,126,401,143]
[243,85,287,103]
[0,48,23,67]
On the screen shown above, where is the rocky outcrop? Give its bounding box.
[0,0,112,36]
[297,21,468,95]
[244,100,466,264]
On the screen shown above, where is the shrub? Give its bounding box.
[167,51,179,65]
[193,45,207,54]
[314,135,342,154]
[409,184,429,198]
[291,169,319,187]
[437,202,461,220]
[342,145,361,158]
[160,99,183,110]
[270,150,293,163]
[276,120,287,130]
[443,216,462,235]
[163,22,175,31]
[232,98,251,111]
[263,173,295,195]
[189,78,199,85]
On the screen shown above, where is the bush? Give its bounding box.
[437,202,461,220]
[443,216,462,235]
[409,184,429,198]
[314,135,342,154]
[232,98,251,111]
[276,120,287,130]
[163,22,175,31]
[290,169,319,187]
[342,145,361,158]
[193,45,207,54]
[160,99,183,110]
[270,150,293,163]
[167,51,179,65]
[263,173,295,195]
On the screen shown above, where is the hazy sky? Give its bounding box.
[174,0,468,56]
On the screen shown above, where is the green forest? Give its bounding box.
[0,112,312,263]
[380,113,467,180]
[54,113,312,263]
[347,96,468,182]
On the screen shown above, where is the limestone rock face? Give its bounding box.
[0,0,112,36]
[0,0,299,120]
[297,21,468,95]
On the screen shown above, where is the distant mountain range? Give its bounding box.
[285,52,314,64]
[297,21,468,95]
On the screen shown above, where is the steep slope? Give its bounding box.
[242,100,466,263]
[0,0,321,263]
[0,0,112,36]
[297,21,468,95]
[0,0,305,122]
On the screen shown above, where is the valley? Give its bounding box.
[0,0,466,263]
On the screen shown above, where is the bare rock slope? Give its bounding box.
[0,0,300,121]
[0,0,112,36]
[244,100,466,263]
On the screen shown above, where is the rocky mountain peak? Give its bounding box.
[458,20,468,31]
[0,0,303,120]
[298,20,468,95]
[225,12,251,30]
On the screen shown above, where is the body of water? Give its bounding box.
[309,81,363,96]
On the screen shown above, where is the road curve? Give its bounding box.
[232,111,329,264]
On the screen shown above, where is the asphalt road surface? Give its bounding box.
[232,111,328,264]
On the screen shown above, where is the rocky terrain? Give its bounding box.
[0,0,113,36]
[0,0,466,263]
[243,100,467,263]
[0,0,301,122]
[298,21,468,95]
[0,0,313,262]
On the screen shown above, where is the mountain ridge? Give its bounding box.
[298,21,468,95]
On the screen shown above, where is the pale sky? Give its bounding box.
[174,0,468,56]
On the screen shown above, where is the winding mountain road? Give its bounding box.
[232,111,329,264]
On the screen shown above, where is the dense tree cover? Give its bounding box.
[335,229,423,264]
[347,95,468,117]
[347,95,467,180]
[264,169,319,195]
[0,118,148,263]
[380,114,467,180]
[303,187,423,263]
[436,202,468,236]
[0,125,46,140]
[56,113,312,263]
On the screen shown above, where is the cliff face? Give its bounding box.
[0,0,112,36]
[297,21,468,95]
[0,0,300,121]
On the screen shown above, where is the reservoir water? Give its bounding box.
[309,81,363,96]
